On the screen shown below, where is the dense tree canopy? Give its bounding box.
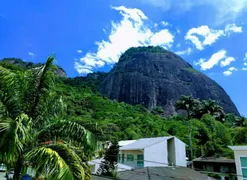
[1,57,247,179]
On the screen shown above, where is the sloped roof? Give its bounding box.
[229,146,247,151]
[92,167,215,180]
[193,157,235,164]
[120,136,173,150]
[119,140,136,147]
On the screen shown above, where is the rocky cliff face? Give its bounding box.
[99,46,239,116]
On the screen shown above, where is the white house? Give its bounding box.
[89,136,187,174]
[118,136,187,168]
[229,146,247,180]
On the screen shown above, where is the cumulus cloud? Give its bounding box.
[74,62,93,74]
[242,67,247,71]
[225,24,243,35]
[77,50,82,53]
[229,67,238,71]
[75,6,175,74]
[185,26,224,50]
[220,57,235,67]
[223,66,237,76]
[196,50,236,70]
[200,50,226,70]
[138,0,247,24]
[175,47,192,56]
[244,62,247,66]
[185,24,242,50]
[223,71,232,76]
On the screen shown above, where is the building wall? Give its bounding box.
[168,138,176,166]
[232,150,247,180]
[119,150,143,168]
[144,140,168,167]
[174,137,187,167]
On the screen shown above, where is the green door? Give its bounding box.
[137,154,144,167]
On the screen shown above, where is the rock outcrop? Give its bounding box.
[99,46,239,116]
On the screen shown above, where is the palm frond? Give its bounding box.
[0,114,31,163]
[25,144,85,180]
[0,66,24,118]
[28,56,56,121]
[37,120,96,150]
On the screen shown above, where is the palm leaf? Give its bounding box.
[25,144,85,180]
[28,56,56,121]
[0,66,24,118]
[37,120,96,150]
[0,113,31,163]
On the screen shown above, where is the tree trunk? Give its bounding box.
[13,155,22,180]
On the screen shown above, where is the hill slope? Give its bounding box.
[99,46,239,116]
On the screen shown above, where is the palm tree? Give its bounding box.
[175,96,200,119]
[0,56,95,180]
[200,99,225,122]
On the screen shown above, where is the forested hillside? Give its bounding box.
[1,55,246,162]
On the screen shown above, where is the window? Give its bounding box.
[240,157,247,179]
[118,154,120,162]
[137,154,144,167]
[127,154,134,161]
[121,154,125,164]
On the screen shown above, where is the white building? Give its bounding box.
[118,136,187,168]
[229,146,247,180]
[89,136,187,174]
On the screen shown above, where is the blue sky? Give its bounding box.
[1,0,247,115]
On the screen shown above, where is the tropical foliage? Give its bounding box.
[0,57,95,180]
[1,57,247,179]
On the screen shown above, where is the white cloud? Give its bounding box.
[74,62,93,74]
[244,53,247,61]
[185,26,224,50]
[138,0,247,24]
[229,67,238,71]
[242,67,247,71]
[200,50,226,70]
[223,66,237,76]
[244,62,247,66]
[79,53,105,67]
[223,67,238,76]
[150,29,174,47]
[185,24,242,51]
[194,58,206,66]
[223,70,232,76]
[75,6,175,74]
[175,48,192,56]
[77,50,83,53]
[160,21,169,26]
[28,52,35,57]
[225,24,243,35]
[220,57,235,67]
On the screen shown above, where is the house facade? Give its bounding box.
[229,146,247,180]
[118,136,187,168]
[89,136,187,174]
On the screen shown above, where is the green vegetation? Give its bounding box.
[1,57,247,179]
[184,67,198,73]
[118,46,168,63]
[97,141,119,177]
[0,57,95,180]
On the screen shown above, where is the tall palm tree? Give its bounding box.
[0,56,95,180]
[175,95,200,119]
[200,99,225,122]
